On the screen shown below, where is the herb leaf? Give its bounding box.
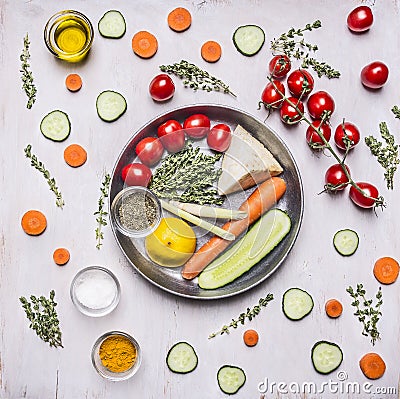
[20,33,37,109]
[94,173,111,249]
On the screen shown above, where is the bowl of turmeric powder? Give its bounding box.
[91,331,142,380]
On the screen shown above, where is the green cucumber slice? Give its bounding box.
[166,342,198,374]
[311,341,343,374]
[96,90,127,122]
[217,365,246,395]
[40,110,71,142]
[333,229,359,256]
[233,25,265,56]
[282,288,314,320]
[98,10,126,39]
[198,208,291,290]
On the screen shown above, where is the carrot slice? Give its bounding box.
[201,40,222,63]
[359,353,386,379]
[243,329,259,347]
[325,299,343,318]
[373,256,399,284]
[64,144,87,168]
[132,31,158,59]
[21,210,47,236]
[167,7,192,32]
[65,74,82,92]
[53,248,70,266]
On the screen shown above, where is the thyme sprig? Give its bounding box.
[20,33,37,109]
[208,293,274,339]
[160,60,236,96]
[94,173,111,249]
[270,20,340,79]
[365,122,399,190]
[391,105,400,120]
[24,144,64,208]
[346,284,382,346]
[19,290,63,348]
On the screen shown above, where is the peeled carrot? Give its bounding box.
[325,299,343,318]
[359,353,386,380]
[64,144,87,168]
[65,74,82,92]
[53,248,70,266]
[373,256,399,284]
[132,31,158,59]
[21,210,47,236]
[181,177,287,280]
[201,40,222,63]
[243,329,259,347]
[167,7,192,32]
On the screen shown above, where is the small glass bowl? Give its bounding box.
[70,266,120,317]
[111,186,162,238]
[91,331,142,381]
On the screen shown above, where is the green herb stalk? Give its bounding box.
[94,173,111,249]
[20,33,37,109]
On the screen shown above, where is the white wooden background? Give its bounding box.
[1,1,400,398]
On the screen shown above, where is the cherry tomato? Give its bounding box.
[207,124,232,152]
[157,120,185,153]
[306,120,331,147]
[261,80,285,109]
[135,137,164,166]
[287,69,314,98]
[269,55,291,78]
[349,182,379,209]
[121,163,152,187]
[280,97,304,125]
[307,91,335,119]
[334,121,360,150]
[360,61,389,89]
[183,114,211,139]
[347,6,373,32]
[325,164,350,191]
[149,74,175,102]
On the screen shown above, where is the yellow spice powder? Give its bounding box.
[99,335,137,373]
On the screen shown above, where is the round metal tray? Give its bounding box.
[110,104,303,299]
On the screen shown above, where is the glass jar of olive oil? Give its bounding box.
[44,10,94,62]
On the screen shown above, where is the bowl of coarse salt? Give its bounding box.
[70,266,121,317]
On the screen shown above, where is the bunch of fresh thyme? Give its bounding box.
[270,20,340,79]
[160,60,235,96]
[19,290,63,348]
[208,293,274,338]
[149,143,223,205]
[346,284,382,346]
[94,173,111,249]
[24,144,64,208]
[20,33,37,109]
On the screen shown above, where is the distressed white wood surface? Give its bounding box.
[1,1,400,398]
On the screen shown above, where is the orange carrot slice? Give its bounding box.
[53,248,70,266]
[373,256,399,284]
[132,31,158,59]
[64,144,87,168]
[167,7,192,32]
[201,40,222,63]
[21,210,47,236]
[65,74,82,92]
[325,299,343,318]
[359,353,386,379]
[243,329,259,347]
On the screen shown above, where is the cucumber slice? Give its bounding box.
[311,341,343,374]
[98,10,126,39]
[40,110,71,142]
[333,229,359,256]
[233,25,265,56]
[166,342,198,374]
[96,90,127,122]
[282,288,314,320]
[198,209,291,290]
[217,365,246,395]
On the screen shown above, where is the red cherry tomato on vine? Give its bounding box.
[121,163,153,187]
[325,164,350,191]
[183,114,211,139]
[349,182,379,209]
[135,137,164,166]
[261,80,285,109]
[287,69,314,98]
[269,55,291,78]
[334,121,360,150]
[157,120,185,153]
[149,74,175,102]
[306,120,331,147]
[307,91,335,119]
[361,61,389,89]
[280,97,304,125]
[207,124,232,152]
[347,6,373,32]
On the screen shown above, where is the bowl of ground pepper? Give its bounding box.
[91,331,142,380]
